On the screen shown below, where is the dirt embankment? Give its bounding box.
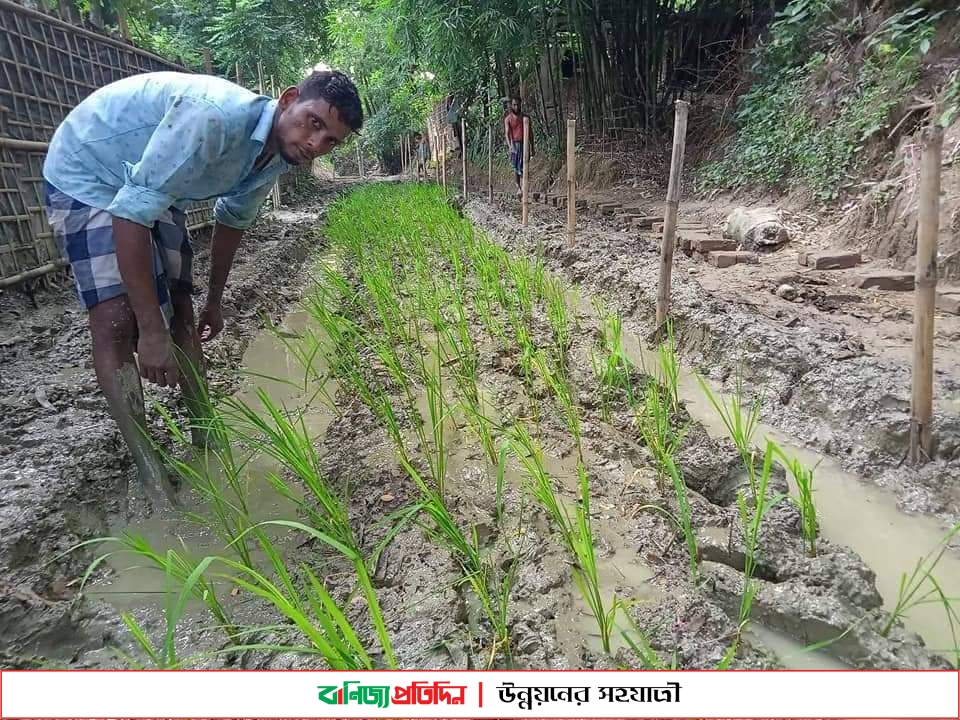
[0,185,345,668]
[465,197,960,527]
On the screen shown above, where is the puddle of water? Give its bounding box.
[746,624,851,670]
[92,304,336,610]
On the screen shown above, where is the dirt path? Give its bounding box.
[469,191,960,527]
[0,184,347,667]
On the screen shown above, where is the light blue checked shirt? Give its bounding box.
[43,71,290,230]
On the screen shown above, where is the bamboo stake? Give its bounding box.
[203,48,213,74]
[356,141,364,178]
[236,62,241,85]
[441,133,447,190]
[909,121,944,464]
[655,100,690,327]
[566,119,576,247]
[257,61,264,95]
[270,75,280,208]
[487,123,493,203]
[461,117,468,199]
[521,116,530,226]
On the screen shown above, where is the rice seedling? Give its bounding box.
[635,380,698,581]
[656,320,681,415]
[773,447,819,557]
[881,522,960,664]
[544,275,573,367]
[696,373,762,500]
[591,307,635,420]
[736,439,787,637]
[221,390,400,667]
[507,424,619,653]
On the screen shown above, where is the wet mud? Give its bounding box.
[1,181,954,672]
[0,185,345,668]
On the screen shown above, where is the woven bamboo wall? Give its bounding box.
[0,0,214,288]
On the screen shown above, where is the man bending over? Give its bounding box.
[42,70,363,506]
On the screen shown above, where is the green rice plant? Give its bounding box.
[773,447,819,557]
[591,308,636,420]
[222,390,399,667]
[116,551,217,669]
[544,275,572,367]
[696,373,762,500]
[532,351,583,462]
[656,320,681,415]
[635,378,698,581]
[508,424,619,653]
[736,439,788,636]
[881,522,960,664]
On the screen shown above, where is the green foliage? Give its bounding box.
[700,0,946,200]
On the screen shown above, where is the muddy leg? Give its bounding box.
[169,289,216,449]
[89,295,177,508]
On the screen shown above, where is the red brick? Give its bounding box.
[808,251,862,270]
[707,251,758,268]
[691,237,739,253]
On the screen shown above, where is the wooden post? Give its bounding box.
[461,118,468,199]
[441,133,447,190]
[521,116,530,225]
[566,119,577,246]
[257,62,264,95]
[235,63,242,85]
[203,48,213,74]
[655,100,690,327]
[270,75,280,207]
[487,123,494,203]
[909,122,944,464]
[356,141,364,178]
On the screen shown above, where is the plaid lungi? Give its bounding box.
[43,181,193,327]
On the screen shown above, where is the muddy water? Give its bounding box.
[88,309,333,610]
[603,312,960,661]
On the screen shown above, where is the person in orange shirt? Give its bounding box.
[504,96,534,197]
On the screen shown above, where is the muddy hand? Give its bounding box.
[136,329,179,387]
[198,302,224,343]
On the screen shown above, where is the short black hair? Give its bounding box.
[298,70,364,132]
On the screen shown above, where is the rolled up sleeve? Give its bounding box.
[106,96,227,227]
[214,179,276,230]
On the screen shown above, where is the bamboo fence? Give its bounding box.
[0,0,214,288]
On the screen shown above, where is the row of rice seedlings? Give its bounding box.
[507,424,619,653]
[320,186,521,665]
[544,275,573,368]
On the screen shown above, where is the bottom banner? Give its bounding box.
[0,669,957,718]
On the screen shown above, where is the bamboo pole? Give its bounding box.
[203,48,213,74]
[441,133,447,190]
[461,118,468,199]
[909,121,944,464]
[655,100,690,327]
[521,116,530,226]
[487,123,493,203]
[257,62,264,95]
[270,75,280,207]
[356,141,364,178]
[566,119,576,247]
[235,63,241,85]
